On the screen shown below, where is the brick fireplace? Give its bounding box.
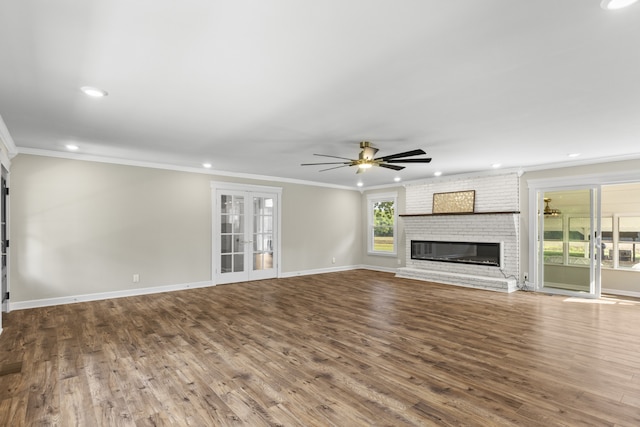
[396,173,520,293]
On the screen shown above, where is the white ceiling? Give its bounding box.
[1,0,639,188]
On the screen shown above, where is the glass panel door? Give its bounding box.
[538,187,601,297]
[215,188,278,284]
[250,195,276,280]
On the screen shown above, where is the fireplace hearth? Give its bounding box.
[411,240,501,267]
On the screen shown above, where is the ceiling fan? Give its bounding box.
[301,141,432,174]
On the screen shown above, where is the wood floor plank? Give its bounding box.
[2,270,640,426]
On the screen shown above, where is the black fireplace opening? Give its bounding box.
[411,240,501,267]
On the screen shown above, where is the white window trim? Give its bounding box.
[367,192,398,256]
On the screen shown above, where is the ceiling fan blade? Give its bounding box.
[319,165,350,172]
[375,149,426,161]
[301,161,351,166]
[379,163,405,171]
[313,153,355,161]
[386,158,432,164]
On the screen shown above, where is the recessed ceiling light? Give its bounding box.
[202,163,212,169]
[81,86,108,97]
[434,171,442,177]
[65,144,79,151]
[568,153,581,158]
[601,0,639,9]
[394,176,401,182]
[491,163,502,169]
[356,182,363,187]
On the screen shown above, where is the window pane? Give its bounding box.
[221,254,232,273]
[544,241,563,264]
[233,254,244,272]
[568,241,590,266]
[543,216,563,240]
[569,217,590,241]
[371,199,395,253]
[618,217,640,268]
[601,217,613,267]
[373,227,394,252]
[221,235,233,254]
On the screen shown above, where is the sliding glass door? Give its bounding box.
[537,187,601,297]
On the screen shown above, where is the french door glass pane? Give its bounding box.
[253,197,274,271]
[220,194,245,275]
[221,254,232,273]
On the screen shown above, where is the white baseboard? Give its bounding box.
[11,267,403,311]
[10,280,214,311]
[602,288,640,299]
[280,264,398,278]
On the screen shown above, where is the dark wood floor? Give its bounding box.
[1,270,640,426]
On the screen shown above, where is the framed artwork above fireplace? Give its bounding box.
[432,190,475,214]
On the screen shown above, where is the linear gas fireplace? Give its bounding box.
[411,240,502,267]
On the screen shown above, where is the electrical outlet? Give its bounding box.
[332,257,336,264]
[133,274,140,283]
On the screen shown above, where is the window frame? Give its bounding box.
[367,192,398,256]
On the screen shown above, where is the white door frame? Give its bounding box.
[531,185,601,298]
[527,171,640,298]
[211,182,282,285]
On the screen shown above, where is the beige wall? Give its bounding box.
[13,153,638,305]
[10,154,364,303]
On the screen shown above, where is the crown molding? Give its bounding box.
[16,147,358,191]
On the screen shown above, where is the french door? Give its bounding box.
[212,183,281,285]
[536,186,601,298]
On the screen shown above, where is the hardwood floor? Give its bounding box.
[1,270,640,426]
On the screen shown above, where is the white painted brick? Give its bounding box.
[399,173,520,292]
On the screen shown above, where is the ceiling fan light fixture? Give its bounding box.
[543,198,561,216]
[358,163,373,169]
[601,0,639,9]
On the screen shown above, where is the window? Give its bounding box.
[367,192,397,255]
[543,216,563,264]
[618,217,640,268]
[543,215,639,270]
[568,217,590,266]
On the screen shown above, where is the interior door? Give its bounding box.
[537,187,601,298]
[214,188,278,285]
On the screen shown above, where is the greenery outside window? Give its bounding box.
[367,192,397,255]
